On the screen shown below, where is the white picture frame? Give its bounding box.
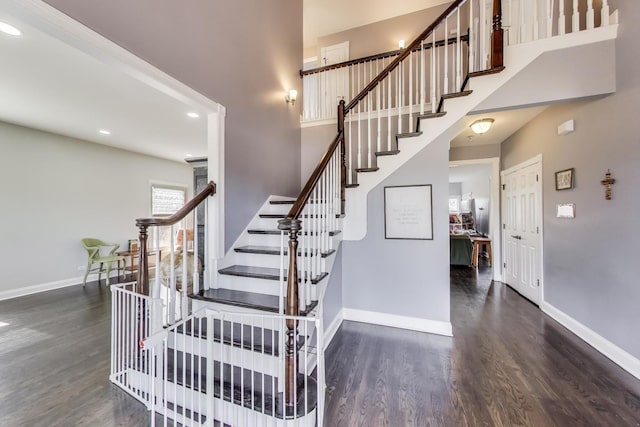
[384,184,433,240]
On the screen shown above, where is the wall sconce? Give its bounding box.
[470,118,495,134]
[285,89,297,106]
[398,39,406,49]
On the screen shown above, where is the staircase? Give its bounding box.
[110,0,619,425]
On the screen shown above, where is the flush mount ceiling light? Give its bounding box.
[98,129,111,135]
[0,22,22,36]
[470,118,494,135]
[186,112,200,119]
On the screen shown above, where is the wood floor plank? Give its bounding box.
[324,265,640,426]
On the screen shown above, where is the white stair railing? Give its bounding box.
[141,309,322,427]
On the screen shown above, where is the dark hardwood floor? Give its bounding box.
[2,268,640,426]
[324,265,640,426]
[0,279,150,427]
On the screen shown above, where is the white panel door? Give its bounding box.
[319,41,349,118]
[502,160,542,305]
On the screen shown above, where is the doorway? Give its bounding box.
[449,157,502,281]
[501,155,543,305]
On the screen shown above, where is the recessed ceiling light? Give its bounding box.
[186,112,200,119]
[98,129,111,135]
[0,22,22,37]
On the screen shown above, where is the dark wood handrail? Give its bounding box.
[135,180,216,295]
[283,131,343,221]
[344,0,465,114]
[300,34,469,77]
[136,181,216,228]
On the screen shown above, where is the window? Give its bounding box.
[151,184,186,217]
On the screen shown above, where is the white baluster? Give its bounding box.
[387,66,392,151]
[469,0,475,71]
[558,0,566,35]
[480,0,487,69]
[520,0,526,43]
[533,0,539,40]
[409,52,414,124]
[444,16,449,94]
[456,8,461,90]
[586,0,595,29]
[572,0,579,33]
[420,40,425,115]
[192,209,198,295]
[368,62,373,168]
[169,225,175,324]
[431,31,437,112]
[601,0,610,26]
[547,0,555,38]
[377,80,381,153]
[397,65,402,133]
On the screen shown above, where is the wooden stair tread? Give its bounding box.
[269,200,295,205]
[396,131,422,139]
[375,150,400,157]
[468,66,505,78]
[417,111,447,120]
[234,245,335,258]
[248,229,341,236]
[355,167,379,173]
[441,90,473,99]
[345,183,360,188]
[191,288,318,315]
[218,265,328,285]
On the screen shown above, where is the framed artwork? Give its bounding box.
[555,168,574,190]
[384,184,433,240]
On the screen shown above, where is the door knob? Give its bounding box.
[511,235,522,240]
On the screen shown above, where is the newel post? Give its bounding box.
[491,0,504,68]
[136,224,149,296]
[338,100,346,215]
[277,217,302,410]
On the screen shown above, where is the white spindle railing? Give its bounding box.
[110,282,157,406]
[141,309,322,427]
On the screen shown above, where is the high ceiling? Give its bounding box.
[303,0,451,48]
[0,5,208,163]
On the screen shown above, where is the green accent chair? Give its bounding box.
[81,238,126,286]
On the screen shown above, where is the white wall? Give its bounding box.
[0,120,192,299]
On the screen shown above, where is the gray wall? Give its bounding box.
[450,144,501,162]
[342,136,450,322]
[0,120,191,295]
[301,124,336,185]
[45,0,303,250]
[448,182,462,197]
[306,4,451,59]
[500,0,640,359]
[323,245,343,331]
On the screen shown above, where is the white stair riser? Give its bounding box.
[217,274,282,296]
[167,332,283,378]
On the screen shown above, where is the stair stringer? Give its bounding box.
[343,25,619,241]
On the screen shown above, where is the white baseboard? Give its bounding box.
[542,302,640,380]
[324,309,344,350]
[343,308,453,337]
[0,276,82,301]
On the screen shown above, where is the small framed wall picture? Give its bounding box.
[555,168,574,191]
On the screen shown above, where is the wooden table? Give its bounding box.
[116,250,161,280]
[471,237,492,268]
